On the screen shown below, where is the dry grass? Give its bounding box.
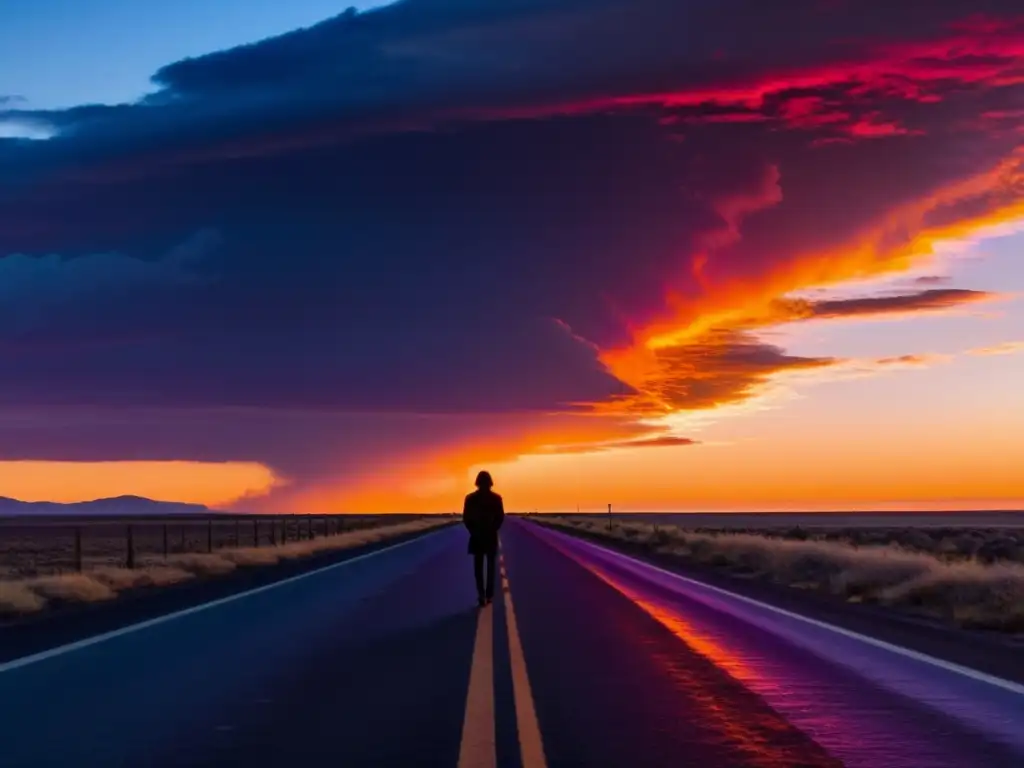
[27,574,116,603]
[682,523,1024,564]
[163,553,238,576]
[90,565,196,589]
[542,517,1024,633]
[0,581,46,613]
[0,517,449,617]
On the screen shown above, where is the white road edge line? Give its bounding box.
[544,526,1024,696]
[0,526,451,676]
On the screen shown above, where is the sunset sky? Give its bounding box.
[1,0,1022,513]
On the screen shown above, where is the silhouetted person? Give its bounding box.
[463,470,505,607]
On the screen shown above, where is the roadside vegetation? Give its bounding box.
[540,517,1024,633]
[0,517,450,616]
[687,523,1024,564]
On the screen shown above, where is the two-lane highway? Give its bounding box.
[1,518,1022,766]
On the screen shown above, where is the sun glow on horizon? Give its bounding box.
[0,460,280,508]
[293,208,1024,515]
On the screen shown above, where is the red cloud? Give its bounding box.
[490,14,1024,144]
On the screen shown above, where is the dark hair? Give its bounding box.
[475,470,494,489]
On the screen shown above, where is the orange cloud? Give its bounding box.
[298,140,1024,514]
[593,329,837,417]
[537,435,698,455]
[594,150,1024,419]
[320,153,1024,513]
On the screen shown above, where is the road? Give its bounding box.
[1,518,1022,767]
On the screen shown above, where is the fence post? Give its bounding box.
[271,519,278,546]
[180,525,186,553]
[207,519,213,553]
[74,526,83,572]
[253,519,259,547]
[163,524,169,558]
[126,524,135,569]
[282,519,288,543]
[234,519,240,547]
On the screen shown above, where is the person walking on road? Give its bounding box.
[463,470,505,607]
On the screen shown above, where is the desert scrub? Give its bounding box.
[541,516,1024,633]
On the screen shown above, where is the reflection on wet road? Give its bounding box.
[507,521,1024,768]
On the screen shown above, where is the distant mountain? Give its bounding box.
[0,495,214,517]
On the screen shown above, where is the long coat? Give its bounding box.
[463,489,505,555]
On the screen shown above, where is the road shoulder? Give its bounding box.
[0,524,454,665]
[533,520,1024,686]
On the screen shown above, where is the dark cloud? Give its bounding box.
[647,334,835,411]
[0,0,1021,506]
[875,354,949,366]
[3,0,1022,178]
[776,288,998,322]
[0,230,220,337]
[0,406,507,483]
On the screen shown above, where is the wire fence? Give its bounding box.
[0,514,432,579]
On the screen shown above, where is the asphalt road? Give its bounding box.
[1,518,1022,767]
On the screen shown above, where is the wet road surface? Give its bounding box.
[0,517,1021,766]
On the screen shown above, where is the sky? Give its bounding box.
[0,0,1022,513]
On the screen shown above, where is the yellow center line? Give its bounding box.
[458,602,496,768]
[501,553,548,768]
